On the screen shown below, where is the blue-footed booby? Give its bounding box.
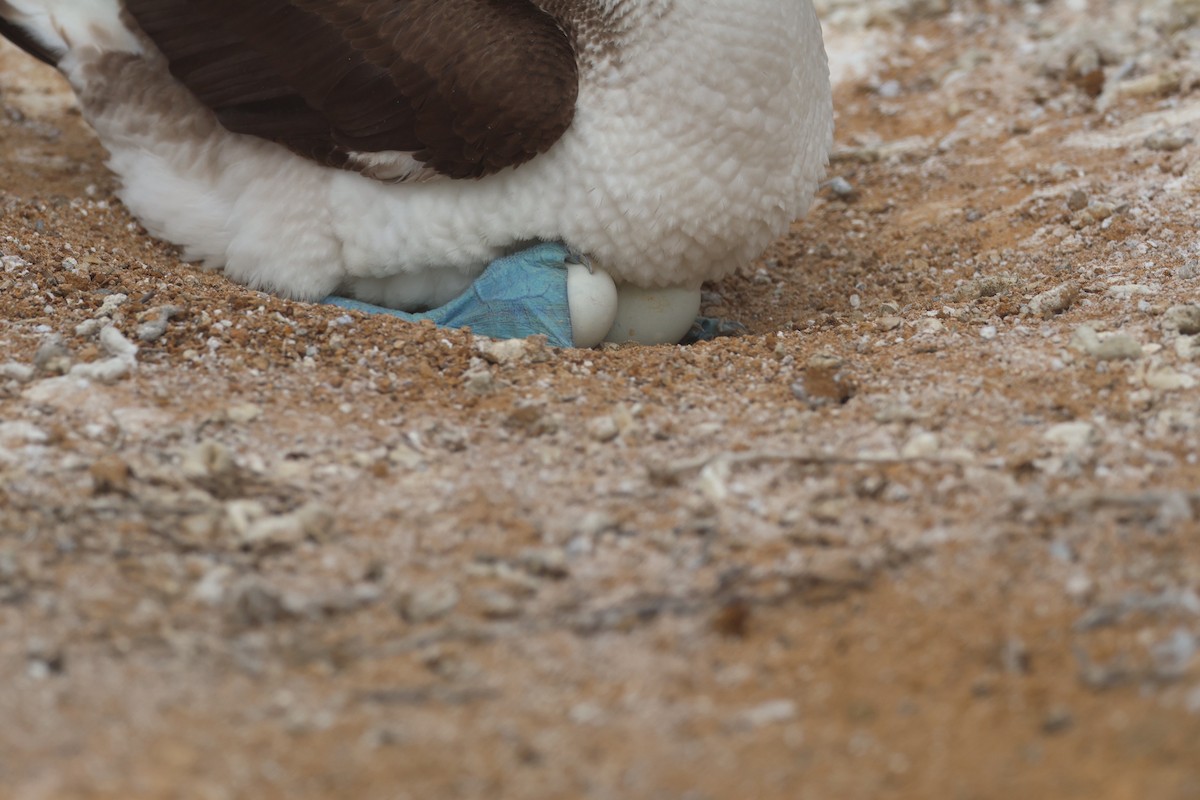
[0,0,832,346]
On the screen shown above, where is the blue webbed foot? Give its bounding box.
[680,316,749,345]
[324,242,616,348]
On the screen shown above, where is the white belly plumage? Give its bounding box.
[12,0,832,310]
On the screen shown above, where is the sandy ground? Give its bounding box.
[2,1,1200,797]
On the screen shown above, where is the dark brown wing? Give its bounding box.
[123,0,579,179]
[0,16,58,66]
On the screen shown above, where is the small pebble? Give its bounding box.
[99,325,138,361]
[901,431,940,459]
[25,639,65,679]
[1150,628,1198,677]
[237,503,333,549]
[1027,282,1079,316]
[980,325,998,340]
[1175,336,1200,360]
[916,318,944,335]
[136,306,182,342]
[1144,130,1193,153]
[1066,190,1088,212]
[462,364,494,395]
[400,583,460,623]
[1044,421,1097,450]
[95,293,128,317]
[225,403,262,424]
[69,357,130,384]
[181,440,237,482]
[587,415,620,442]
[227,580,290,626]
[1071,326,1141,361]
[477,338,529,365]
[477,589,521,619]
[1111,71,1180,99]
[518,547,570,579]
[1106,284,1154,300]
[33,334,72,375]
[0,363,34,383]
[738,699,798,729]
[1144,366,1196,392]
[0,421,49,447]
[1162,304,1200,336]
[74,318,109,338]
[828,176,856,199]
[877,79,901,98]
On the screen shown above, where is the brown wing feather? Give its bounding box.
[123,0,579,179]
[0,15,58,66]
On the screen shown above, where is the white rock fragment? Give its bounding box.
[68,357,130,384]
[192,565,235,605]
[238,504,333,549]
[95,293,128,317]
[829,176,855,197]
[1070,326,1142,361]
[518,547,570,579]
[224,499,268,538]
[225,403,262,424]
[1044,421,1098,450]
[587,415,620,443]
[387,445,425,470]
[1144,129,1193,153]
[901,431,941,459]
[400,583,460,623]
[1027,282,1079,316]
[33,334,72,375]
[136,306,183,342]
[477,588,521,619]
[476,338,529,365]
[74,318,110,338]
[64,326,139,384]
[461,364,494,395]
[1176,336,1200,361]
[568,703,606,725]
[1162,305,1200,336]
[1105,71,1180,104]
[737,699,797,729]
[698,458,731,503]
[99,325,138,361]
[1106,284,1154,300]
[0,363,34,383]
[0,421,49,447]
[916,318,945,335]
[1144,366,1197,392]
[1065,573,1094,601]
[181,440,236,482]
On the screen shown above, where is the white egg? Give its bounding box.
[566,263,619,348]
[604,284,702,345]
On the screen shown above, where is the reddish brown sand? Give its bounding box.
[2,2,1200,797]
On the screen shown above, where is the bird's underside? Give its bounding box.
[0,0,834,345]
